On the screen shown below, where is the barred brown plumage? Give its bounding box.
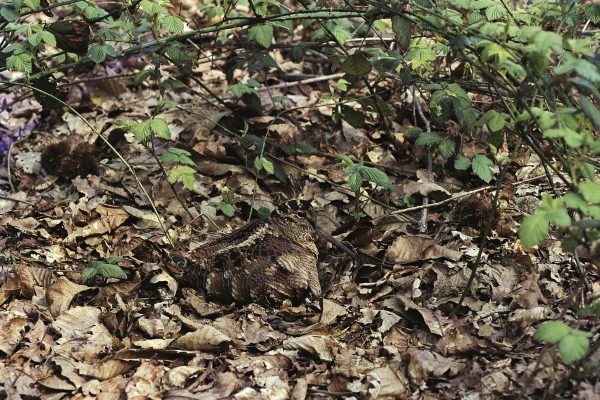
[168,201,356,305]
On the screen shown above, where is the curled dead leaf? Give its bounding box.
[283,335,338,362]
[0,311,29,356]
[407,349,465,385]
[170,325,231,351]
[46,277,91,317]
[385,236,462,264]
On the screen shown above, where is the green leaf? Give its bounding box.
[29,31,56,46]
[341,105,365,128]
[95,263,128,279]
[337,154,354,167]
[252,52,280,69]
[406,45,436,70]
[580,96,600,129]
[454,155,471,170]
[149,118,171,140]
[181,172,195,190]
[559,333,589,364]
[438,138,456,159]
[105,256,124,264]
[220,203,235,217]
[133,121,151,142]
[392,15,412,51]
[24,0,40,9]
[0,6,20,21]
[472,154,494,183]
[139,0,162,15]
[405,127,424,138]
[229,83,256,98]
[38,31,56,46]
[262,157,274,174]
[579,182,600,203]
[342,53,372,76]
[6,53,32,73]
[534,321,570,344]
[348,173,363,192]
[359,166,393,190]
[160,147,194,165]
[584,3,600,23]
[88,44,116,64]
[415,132,443,147]
[520,213,549,247]
[545,207,571,227]
[452,97,477,134]
[479,110,506,132]
[254,156,274,174]
[544,128,583,148]
[336,78,350,91]
[161,15,185,33]
[207,5,224,19]
[134,69,154,85]
[168,166,196,190]
[485,3,507,20]
[80,267,98,283]
[290,46,303,63]
[248,24,273,48]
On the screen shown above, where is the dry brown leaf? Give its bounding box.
[385,295,452,336]
[283,335,338,362]
[435,328,511,356]
[386,236,462,264]
[170,325,231,351]
[320,298,347,325]
[512,272,547,309]
[291,377,308,400]
[377,310,402,334]
[0,274,20,306]
[52,306,114,362]
[367,364,409,398]
[38,374,77,391]
[14,264,35,298]
[163,366,203,388]
[0,311,28,356]
[52,357,86,389]
[407,349,465,385]
[124,360,164,398]
[46,277,90,317]
[65,204,129,242]
[90,281,141,306]
[1,216,39,233]
[79,359,135,380]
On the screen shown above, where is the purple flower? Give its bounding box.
[0,134,11,155]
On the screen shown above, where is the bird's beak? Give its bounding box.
[316,228,358,261]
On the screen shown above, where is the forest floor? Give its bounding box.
[1,13,599,400]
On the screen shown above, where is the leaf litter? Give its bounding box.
[0,30,597,400]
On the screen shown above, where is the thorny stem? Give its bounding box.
[413,88,432,233]
[0,10,362,88]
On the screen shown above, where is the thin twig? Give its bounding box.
[413,88,431,233]
[6,137,15,193]
[0,194,35,206]
[191,73,346,107]
[384,174,549,217]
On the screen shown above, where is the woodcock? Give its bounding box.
[169,201,355,305]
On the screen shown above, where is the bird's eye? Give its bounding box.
[297,210,307,218]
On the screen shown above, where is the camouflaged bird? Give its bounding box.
[169,201,355,305]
